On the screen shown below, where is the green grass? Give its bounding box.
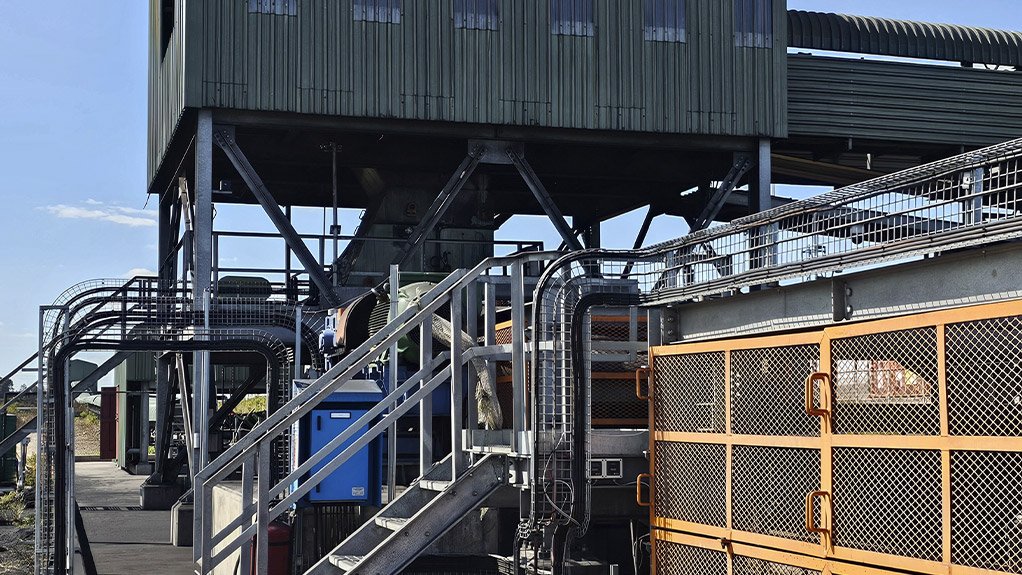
[0,491,31,527]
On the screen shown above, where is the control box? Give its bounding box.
[293,379,384,505]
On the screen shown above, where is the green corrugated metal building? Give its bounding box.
[146,1,1022,290]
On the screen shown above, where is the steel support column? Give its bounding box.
[194,111,214,299]
[152,355,176,484]
[393,146,485,267]
[212,126,342,307]
[749,138,776,274]
[158,187,181,290]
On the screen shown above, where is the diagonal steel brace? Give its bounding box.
[393,145,486,266]
[213,127,342,307]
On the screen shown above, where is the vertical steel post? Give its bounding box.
[331,143,340,266]
[294,306,303,381]
[138,385,150,474]
[194,110,214,299]
[510,262,526,453]
[465,278,479,449]
[198,289,211,469]
[256,441,270,575]
[200,479,213,575]
[965,167,985,225]
[483,279,497,402]
[284,206,292,286]
[387,265,399,500]
[238,452,255,575]
[450,286,464,477]
[193,110,214,510]
[419,316,433,476]
[64,358,74,575]
[35,308,44,575]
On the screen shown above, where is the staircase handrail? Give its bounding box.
[195,251,559,486]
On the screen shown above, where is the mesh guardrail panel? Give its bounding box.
[731,345,821,436]
[732,446,821,543]
[945,315,1022,437]
[951,450,1022,572]
[653,442,727,528]
[830,327,940,436]
[652,352,725,433]
[649,301,1022,575]
[832,447,943,561]
[654,538,728,575]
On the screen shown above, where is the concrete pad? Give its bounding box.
[74,461,195,575]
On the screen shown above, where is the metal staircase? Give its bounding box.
[194,253,557,575]
[315,453,507,575]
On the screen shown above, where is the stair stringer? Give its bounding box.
[310,453,508,575]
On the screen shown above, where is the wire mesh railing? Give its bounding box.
[32,276,300,575]
[528,137,1022,533]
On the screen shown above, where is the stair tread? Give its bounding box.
[374,516,409,530]
[328,554,363,571]
[418,479,451,492]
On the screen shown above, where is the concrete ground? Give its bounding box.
[74,461,194,575]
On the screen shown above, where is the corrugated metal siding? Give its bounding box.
[788,54,1022,147]
[148,0,187,185]
[788,10,1022,68]
[192,0,787,135]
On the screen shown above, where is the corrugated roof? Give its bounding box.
[788,10,1022,67]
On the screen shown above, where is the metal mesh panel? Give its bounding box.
[945,315,1022,437]
[591,375,647,422]
[830,328,940,435]
[652,352,725,433]
[732,446,821,543]
[654,538,728,575]
[731,345,821,436]
[833,448,942,561]
[951,450,1022,572]
[732,555,821,575]
[653,442,727,527]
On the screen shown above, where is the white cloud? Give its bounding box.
[40,203,157,227]
[84,198,103,205]
[123,268,157,278]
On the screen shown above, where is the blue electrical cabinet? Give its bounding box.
[293,379,384,506]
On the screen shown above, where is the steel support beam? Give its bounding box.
[664,243,1022,342]
[620,205,658,279]
[213,125,342,307]
[507,148,584,251]
[207,369,266,432]
[691,153,754,232]
[392,146,485,267]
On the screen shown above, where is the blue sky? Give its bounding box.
[0,1,1019,387]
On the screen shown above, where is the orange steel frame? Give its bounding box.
[641,299,1022,575]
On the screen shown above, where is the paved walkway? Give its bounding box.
[74,461,194,575]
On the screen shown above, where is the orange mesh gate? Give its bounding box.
[641,300,1022,575]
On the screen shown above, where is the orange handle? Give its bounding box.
[805,490,829,534]
[805,372,830,417]
[636,473,652,507]
[636,367,651,401]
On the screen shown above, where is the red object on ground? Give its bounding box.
[250,521,291,575]
[99,387,116,460]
